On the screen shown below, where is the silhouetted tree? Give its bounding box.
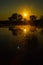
[39,15,43,27]
[8,13,18,22]
[40,16,43,20]
[34,15,43,27]
[30,15,37,21]
[29,15,37,26]
[8,13,23,25]
[18,14,23,21]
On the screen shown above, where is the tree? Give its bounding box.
[40,16,43,20]
[30,15,37,21]
[8,13,23,25]
[8,13,18,22]
[9,13,23,22]
[29,15,38,26]
[40,15,43,25]
[39,16,43,27]
[18,14,23,21]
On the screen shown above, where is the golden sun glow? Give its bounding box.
[18,7,32,20]
[24,28,27,33]
[23,12,28,19]
[24,13,27,17]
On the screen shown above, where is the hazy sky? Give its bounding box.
[0,0,43,20]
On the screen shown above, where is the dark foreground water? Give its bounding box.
[0,25,43,65]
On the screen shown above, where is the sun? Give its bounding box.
[18,7,32,20]
[24,29,27,33]
[24,13,27,17]
[23,13,28,18]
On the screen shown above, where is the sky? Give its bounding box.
[0,0,43,20]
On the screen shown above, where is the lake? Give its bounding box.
[0,25,43,65]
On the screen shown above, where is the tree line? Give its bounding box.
[0,13,43,27]
[8,13,43,27]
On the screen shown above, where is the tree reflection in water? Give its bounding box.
[8,26,43,65]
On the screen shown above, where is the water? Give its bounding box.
[0,25,43,47]
[0,25,43,64]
